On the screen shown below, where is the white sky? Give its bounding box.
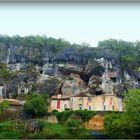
[0,2,140,46]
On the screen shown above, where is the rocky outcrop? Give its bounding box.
[35,77,61,95]
[26,120,41,133]
[100,73,115,95]
[1,73,37,99]
[88,75,103,95]
[45,115,58,123]
[124,70,140,89]
[2,99,25,106]
[0,41,139,99]
[84,114,104,130]
[59,73,89,96]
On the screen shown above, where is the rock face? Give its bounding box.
[45,115,58,123]
[0,86,3,100]
[88,75,103,95]
[0,42,139,99]
[0,73,37,99]
[124,70,140,89]
[60,73,89,96]
[27,120,41,133]
[100,73,115,95]
[35,77,61,96]
[84,115,104,130]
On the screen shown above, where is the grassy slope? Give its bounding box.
[0,120,81,139]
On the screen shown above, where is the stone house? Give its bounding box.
[50,92,123,112]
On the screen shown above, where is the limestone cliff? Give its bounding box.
[0,37,139,99]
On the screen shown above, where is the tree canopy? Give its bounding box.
[24,93,48,117]
[104,89,140,139]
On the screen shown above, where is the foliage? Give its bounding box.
[0,131,23,139]
[124,89,140,128]
[40,123,77,139]
[0,119,92,139]
[0,100,9,114]
[47,37,71,52]
[74,110,96,122]
[41,128,60,139]
[66,119,81,133]
[0,67,13,80]
[37,119,46,131]
[0,35,140,70]
[138,67,140,72]
[0,121,24,139]
[79,129,92,139]
[54,110,73,122]
[53,110,96,123]
[104,89,140,139]
[51,109,58,114]
[98,39,140,70]
[28,63,34,70]
[24,93,47,117]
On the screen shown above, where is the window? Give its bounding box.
[110,98,112,105]
[104,105,106,111]
[89,106,91,110]
[79,105,83,110]
[103,97,106,102]
[112,105,114,111]
[64,104,67,109]
[88,97,92,102]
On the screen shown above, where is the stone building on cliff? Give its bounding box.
[50,92,123,112]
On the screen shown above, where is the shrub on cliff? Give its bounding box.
[0,100,9,114]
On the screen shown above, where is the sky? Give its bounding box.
[0,2,140,46]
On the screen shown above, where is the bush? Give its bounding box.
[79,130,91,139]
[66,119,81,133]
[104,113,135,139]
[37,119,46,131]
[0,100,9,114]
[27,133,37,139]
[41,128,60,139]
[74,110,96,122]
[24,93,47,117]
[104,89,140,139]
[65,108,70,111]
[51,109,58,114]
[53,110,96,123]
[55,110,72,122]
[0,121,13,132]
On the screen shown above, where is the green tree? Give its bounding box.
[24,93,47,117]
[104,89,140,139]
[66,119,81,133]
